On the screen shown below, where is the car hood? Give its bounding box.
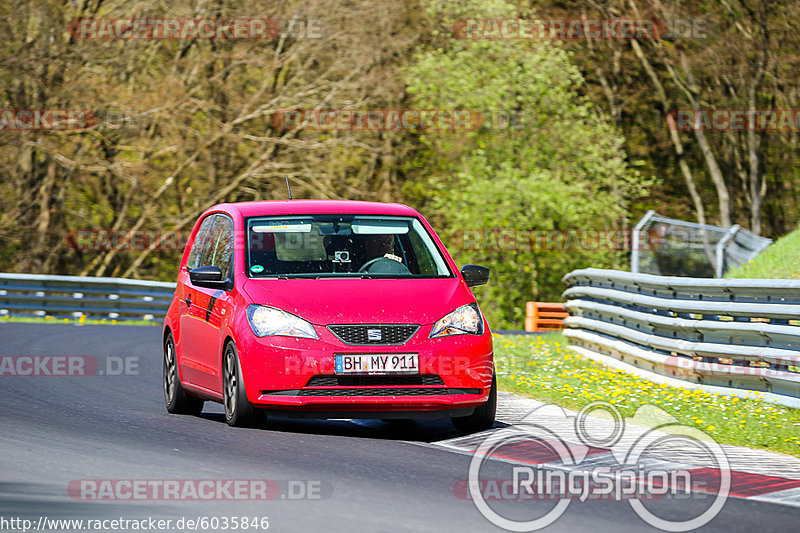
[241,277,472,325]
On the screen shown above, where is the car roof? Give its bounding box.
[211,199,422,218]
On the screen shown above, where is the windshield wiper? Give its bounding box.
[270,273,412,279]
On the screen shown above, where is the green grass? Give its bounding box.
[494,333,800,458]
[0,315,159,326]
[727,226,800,279]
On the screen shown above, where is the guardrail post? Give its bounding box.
[631,210,656,274]
[715,224,741,278]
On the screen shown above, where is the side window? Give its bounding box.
[206,215,234,276]
[186,215,215,270]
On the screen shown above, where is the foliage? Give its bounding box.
[404,0,650,328]
[727,226,800,279]
[2,0,800,328]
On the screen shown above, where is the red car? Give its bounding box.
[162,200,495,431]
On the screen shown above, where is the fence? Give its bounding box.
[562,268,800,402]
[0,273,174,322]
[631,210,772,278]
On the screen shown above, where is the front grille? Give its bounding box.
[299,387,451,396]
[327,324,419,345]
[306,374,444,387]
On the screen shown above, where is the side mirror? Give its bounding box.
[461,264,490,287]
[189,266,232,290]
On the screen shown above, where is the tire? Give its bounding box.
[222,341,265,427]
[452,372,497,433]
[163,332,204,415]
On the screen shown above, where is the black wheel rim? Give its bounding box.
[224,348,237,418]
[164,339,176,404]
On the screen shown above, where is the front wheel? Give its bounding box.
[163,333,204,415]
[223,342,264,427]
[452,372,496,433]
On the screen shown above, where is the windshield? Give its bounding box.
[245,214,452,278]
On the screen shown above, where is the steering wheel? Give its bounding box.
[359,256,412,275]
[358,257,385,273]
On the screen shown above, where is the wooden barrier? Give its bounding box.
[525,301,568,332]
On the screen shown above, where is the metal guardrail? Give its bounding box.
[5,268,799,401]
[562,268,800,401]
[0,273,174,322]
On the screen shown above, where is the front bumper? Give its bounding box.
[236,323,493,414]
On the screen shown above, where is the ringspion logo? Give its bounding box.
[465,402,730,531]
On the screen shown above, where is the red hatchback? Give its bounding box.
[162,200,495,430]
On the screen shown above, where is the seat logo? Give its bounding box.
[367,329,382,341]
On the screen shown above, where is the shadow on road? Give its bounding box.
[196,409,508,443]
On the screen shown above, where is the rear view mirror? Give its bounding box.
[318,222,352,236]
[189,266,231,290]
[461,264,490,287]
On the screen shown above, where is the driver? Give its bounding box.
[364,234,401,264]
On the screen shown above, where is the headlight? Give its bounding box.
[429,303,483,338]
[246,305,318,339]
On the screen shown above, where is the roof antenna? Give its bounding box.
[285,175,292,200]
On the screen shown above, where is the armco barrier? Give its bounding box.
[0,273,174,321]
[562,268,800,401]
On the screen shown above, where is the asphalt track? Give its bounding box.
[1,323,798,532]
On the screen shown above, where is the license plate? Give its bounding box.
[334,353,419,374]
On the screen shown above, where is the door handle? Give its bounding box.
[185,297,191,307]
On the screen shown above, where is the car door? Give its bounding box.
[179,214,218,390]
[192,214,235,393]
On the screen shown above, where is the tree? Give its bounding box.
[404,0,650,328]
